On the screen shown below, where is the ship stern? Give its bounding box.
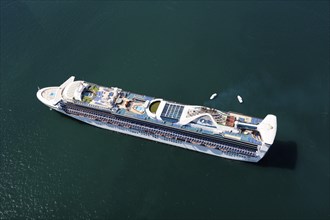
[36,87,61,108]
[36,76,75,108]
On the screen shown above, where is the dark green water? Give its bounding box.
[1,1,329,219]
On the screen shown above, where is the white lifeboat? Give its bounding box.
[237,95,243,103]
[210,93,217,100]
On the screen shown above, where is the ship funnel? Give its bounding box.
[257,114,277,145]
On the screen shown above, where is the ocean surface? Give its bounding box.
[1,1,329,219]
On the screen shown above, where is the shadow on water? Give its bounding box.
[258,140,298,169]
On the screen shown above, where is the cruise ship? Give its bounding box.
[37,76,277,162]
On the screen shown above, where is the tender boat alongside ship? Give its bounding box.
[237,95,243,103]
[37,76,277,162]
[209,93,217,100]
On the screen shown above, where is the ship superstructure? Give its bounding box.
[37,76,277,162]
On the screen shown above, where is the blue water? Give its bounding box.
[1,1,329,219]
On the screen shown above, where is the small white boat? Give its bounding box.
[237,95,243,103]
[210,93,217,100]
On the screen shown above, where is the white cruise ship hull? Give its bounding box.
[37,76,277,163]
[50,106,261,163]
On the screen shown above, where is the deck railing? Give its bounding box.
[60,102,257,157]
